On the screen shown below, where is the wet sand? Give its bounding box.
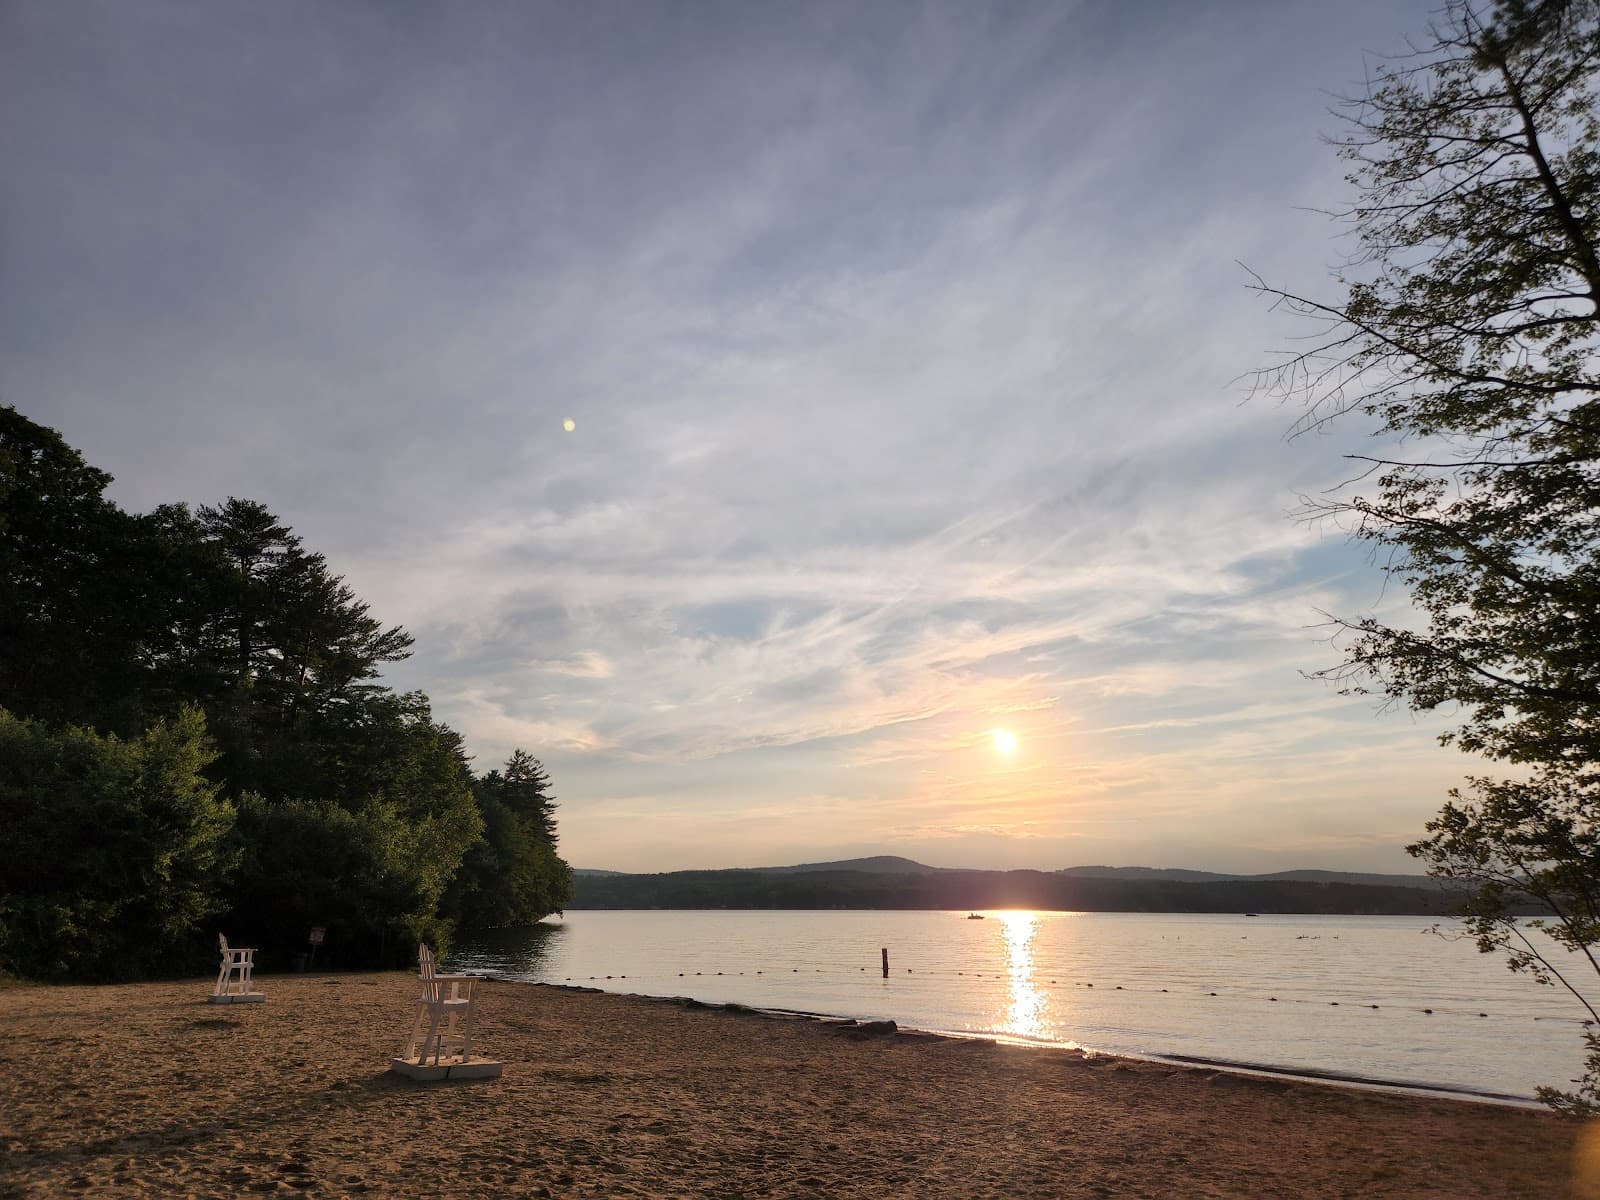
[0,973,1582,1198]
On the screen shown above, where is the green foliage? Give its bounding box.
[1539,1031,1600,1115]
[0,407,170,733]
[0,707,236,980]
[1257,0,1600,1111]
[1411,767,1600,1048]
[227,791,472,968]
[444,751,575,930]
[220,695,485,968]
[0,407,572,978]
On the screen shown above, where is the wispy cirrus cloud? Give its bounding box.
[3,0,1459,872]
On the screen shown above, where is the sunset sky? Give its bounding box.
[3,0,1467,874]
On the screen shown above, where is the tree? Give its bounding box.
[1254,0,1600,1110]
[188,498,415,797]
[0,410,572,975]
[0,407,171,733]
[215,685,485,967]
[497,750,563,847]
[0,707,236,980]
[444,750,574,930]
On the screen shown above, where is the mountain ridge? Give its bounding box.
[574,857,1444,890]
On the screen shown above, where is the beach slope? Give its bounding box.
[0,974,1579,1198]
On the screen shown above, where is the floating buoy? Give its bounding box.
[1269,997,1277,1002]
[1330,1002,1339,1006]
[1478,1012,1488,1018]
[1208,992,1217,997]
[1423,1008,1433,1014]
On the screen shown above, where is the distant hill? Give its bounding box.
[1058,865,1449,891]
[743,856,940,875]
[569,859,1484,916]
[577,859,1449,890]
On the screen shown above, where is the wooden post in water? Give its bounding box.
[881,947,888,978]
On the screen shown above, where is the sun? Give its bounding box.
[991,728,1017,754]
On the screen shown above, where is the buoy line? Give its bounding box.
[553,959,1583,1025]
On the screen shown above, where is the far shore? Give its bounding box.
[0,972,1587,1198]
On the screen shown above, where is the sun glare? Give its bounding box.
[991,728,1017,754]
[1000,910,1044,1039]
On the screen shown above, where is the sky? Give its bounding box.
[1,0,1471,875]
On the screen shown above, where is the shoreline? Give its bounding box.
[0,972,1581,1198]
[512,976,1545,1109]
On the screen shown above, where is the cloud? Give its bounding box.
[3,0,1455,872]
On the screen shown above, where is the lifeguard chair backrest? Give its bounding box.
[417,944,442,1000]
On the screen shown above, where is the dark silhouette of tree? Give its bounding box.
[445,750,574,930]
[1253,0,1600,1112]
[0,707,236,980]
[0,409,571,976]
[0,407,172,732]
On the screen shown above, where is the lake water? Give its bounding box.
[449,909,1591,1103]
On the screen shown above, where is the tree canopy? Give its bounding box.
[0,707,235,979]
[1256,0,1600,1112]
[0,407,573,980]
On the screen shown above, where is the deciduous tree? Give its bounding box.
[0,707,236,980]
[1255,0,1600,1110]
[0,410,570,975]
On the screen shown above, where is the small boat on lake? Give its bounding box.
[966,913,985,920]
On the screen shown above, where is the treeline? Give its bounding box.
[572,868,1474,916]
[0,407,571,980]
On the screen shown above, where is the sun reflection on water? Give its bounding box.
[1000,911,1045,1039]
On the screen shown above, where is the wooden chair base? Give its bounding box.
[388,1055,502,1081]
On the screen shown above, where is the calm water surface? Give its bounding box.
[450,910,1589,1102]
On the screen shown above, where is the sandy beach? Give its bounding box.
[0,973,1582,1198]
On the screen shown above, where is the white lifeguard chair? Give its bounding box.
[210,933,264,1004]
[389,945,501,1080]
